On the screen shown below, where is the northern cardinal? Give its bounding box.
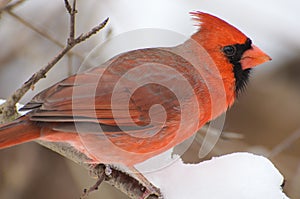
[0,12,271,166]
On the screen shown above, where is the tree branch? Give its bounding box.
[64,0,76,42]
[36,140,162,199]
[0,0,25,12]
[2,0,84,59]
[0,0,108,123]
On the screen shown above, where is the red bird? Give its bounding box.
[0,12,270,166]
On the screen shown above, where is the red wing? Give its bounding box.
[23,70,147,126]
[21,48,196,130]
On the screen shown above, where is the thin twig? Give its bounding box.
[269,128,300,158]
[70,0,76,41]
[5,10,84,60]
[65,0,76,43]
[64,0,72,14]
[75,17,109,43]
[6,10,63,48]
[0,0,108,123]
[80,164,106,199]
[0,0,24,12]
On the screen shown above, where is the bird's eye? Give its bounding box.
[223,45,236,56]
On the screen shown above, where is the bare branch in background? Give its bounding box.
[2,0,84,59]
[0,0,23,12]
[0,0,108,123]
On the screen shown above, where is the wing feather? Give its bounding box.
[22,48,196,134]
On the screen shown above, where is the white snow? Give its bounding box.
[138,152,289,199]
[0,99,28,115]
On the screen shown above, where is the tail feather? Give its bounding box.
[0,116,40,149]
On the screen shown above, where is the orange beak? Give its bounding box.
[240,45,272,70]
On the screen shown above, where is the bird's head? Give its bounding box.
[190,11,271,95]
